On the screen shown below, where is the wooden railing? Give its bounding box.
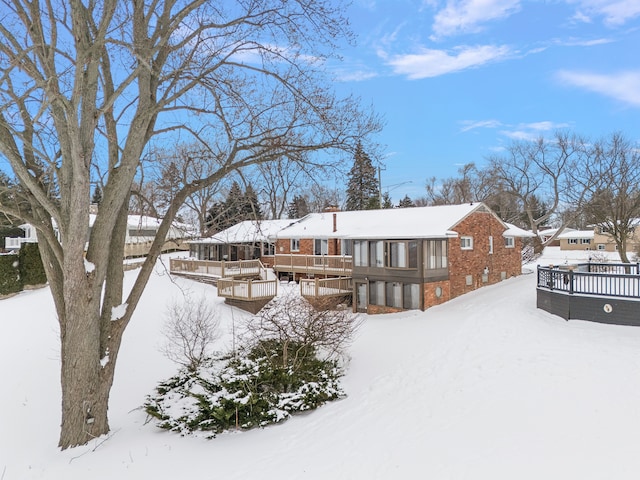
[300,277,353,298]
[217,277,278,300]
[273,254,352,275]
[170,258,263,278]
[537,263,640,298]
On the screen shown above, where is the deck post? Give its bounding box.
[568,269,574,294]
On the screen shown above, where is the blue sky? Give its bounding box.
[331,0,640,202]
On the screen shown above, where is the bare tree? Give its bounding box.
[162,293,221,372]
[0,0,379,448]
[488,132,593,252]
[242,291,361,371]
[581,133,640,263]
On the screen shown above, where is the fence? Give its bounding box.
[217,278,278,300]
[300,277,353,298]
[537,263,640,298]
[273,254,352,275]
[537,262,640,326]
[169,258,263,278]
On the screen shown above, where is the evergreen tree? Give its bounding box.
[242,184,263,221]
[288,194,310,218]
[156,161,182,214]
[381,192,393,209]
[397,194,415,208]
[345,143,380,211]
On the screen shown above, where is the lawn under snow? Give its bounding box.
[3,249,640,479]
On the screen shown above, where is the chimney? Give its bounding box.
[333,213,337,233]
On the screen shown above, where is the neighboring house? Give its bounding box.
[188,219,297,263]
[557,222,640,253]
[6,215,190,257]
[273,203,533,314]
[557,229,594,251]
[4,223,38,251]
[539,227,573,247]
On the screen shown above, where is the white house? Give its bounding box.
[4,224,38,251]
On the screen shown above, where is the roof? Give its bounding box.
[557,229,594,239]
[274,203,522,240]
[504,223,536,238]
[190,219,298,245]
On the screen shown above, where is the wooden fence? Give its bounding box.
[273,254,352,275]
[169,258,263,278]
[217,278,278,300]
[300,277,353,298]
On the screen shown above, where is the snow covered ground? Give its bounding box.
[2,249,640,479]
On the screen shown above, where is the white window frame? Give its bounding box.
[504,236,515,248]
[597,244,606,251]
[568,238,578,245]
[581,238,591,244]
[460,236,473,250]
[290,238,300,252]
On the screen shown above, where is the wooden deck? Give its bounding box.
[300,277,352,298]
[537,263,640,326]
[272,254,352,276]
[169,258,264,279]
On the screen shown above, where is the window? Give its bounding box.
[489,236,494,254]
[504,237,514,248]
[385,241,418,269]
[369,241,384,267]
[425,239,448,270]
[403,283,420,310]
[581,238,591,244]
[341,239,353,256]
[597,244,606,250]
[568,238,578,245]
[369,281,385,306]
[314,238,328,255]
[354,240,368,266]
[387,242,406,268]
[386,282,403,308]
[460,236,473,250]
[290,238,300,252]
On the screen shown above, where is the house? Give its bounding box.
[4,223,38,251]
[273,203,533,314]
[557,229,594,251]
[6,215,190,258]
[557,222,640,253]
[188,219,297,264]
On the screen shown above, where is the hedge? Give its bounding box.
[0,254,22,295]
[19,243,47,286]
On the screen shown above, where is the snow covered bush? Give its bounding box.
[144,340,344,437]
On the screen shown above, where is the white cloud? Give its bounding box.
[568,0,640,26]
[557,70,640,107]
[460,119,503,132]
[431,0,521,38]
[386,44,511,79]
[500,121,572,141]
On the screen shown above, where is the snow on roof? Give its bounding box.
[503,223,536,238]
[557,229,594,239]
[191,219,298,244]
[274,203,514,240]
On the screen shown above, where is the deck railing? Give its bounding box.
[217,277,278,300]
[300,277,353,298]
[170,258,263,278]
[273,254,352,275]
[537,263,640,298]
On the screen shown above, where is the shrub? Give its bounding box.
[18,243,47,286]
[144,339,344,437]
[0,253,22,295]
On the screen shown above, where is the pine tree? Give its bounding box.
[242,184,263,221]
[345,143,380,211]
[381,192,393,209]
[397,194,415,208]
[288,194,310,218]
